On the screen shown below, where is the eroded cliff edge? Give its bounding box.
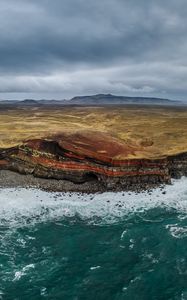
[0,131,187,192]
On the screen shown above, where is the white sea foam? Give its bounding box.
[0,177,187,226]
[90,266,101,270]
[166,224,187,239]
[13,264,35,281]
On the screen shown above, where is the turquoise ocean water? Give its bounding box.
[1,178,187,299]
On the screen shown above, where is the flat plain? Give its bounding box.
[0,104,187,159]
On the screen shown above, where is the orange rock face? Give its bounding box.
[50,131,146,164]
[0,131,172,191]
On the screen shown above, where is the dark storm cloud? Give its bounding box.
[0,0,187,99]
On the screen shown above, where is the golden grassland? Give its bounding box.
[0,105,187,159]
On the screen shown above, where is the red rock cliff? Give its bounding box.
[0,131,174,190]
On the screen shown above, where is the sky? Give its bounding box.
[0,0,187,101]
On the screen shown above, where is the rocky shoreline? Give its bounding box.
[0,170,166,193]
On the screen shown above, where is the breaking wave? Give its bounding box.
[0,177,187,227]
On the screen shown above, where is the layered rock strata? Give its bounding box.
[0,132,186,191]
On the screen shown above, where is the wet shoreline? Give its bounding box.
[0,170,165,194]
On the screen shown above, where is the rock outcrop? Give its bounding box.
[0,131,186,191]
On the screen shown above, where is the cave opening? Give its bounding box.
[84,172,99,182]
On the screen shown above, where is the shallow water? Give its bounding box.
[1,178,187,299]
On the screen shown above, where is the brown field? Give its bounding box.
[0,104,187,159]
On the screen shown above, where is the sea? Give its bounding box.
[1,178,187,299]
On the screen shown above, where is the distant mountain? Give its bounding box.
[0,94,183,106]
[0,99,64,106]
[69,94,181,105]
[16,99,65,106]
[17,99,40,106]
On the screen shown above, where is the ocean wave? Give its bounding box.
[166,224,187,239]
[0,177,187,226]
[13,264,35,281]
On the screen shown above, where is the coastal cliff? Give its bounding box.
[0,131,186,192]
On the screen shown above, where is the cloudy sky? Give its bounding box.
[0,0,187,100]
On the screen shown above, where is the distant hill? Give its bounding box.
[0,94,183,106]
[17,99,40,106]
[69,94,181,105]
